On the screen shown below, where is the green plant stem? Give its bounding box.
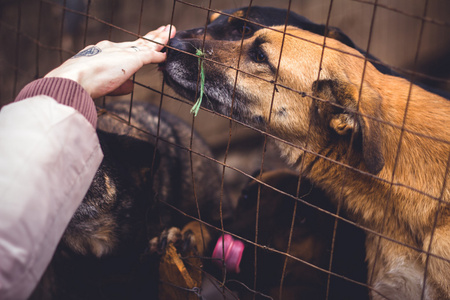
[190,49,205,117]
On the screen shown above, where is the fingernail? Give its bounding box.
[164,24,172,32]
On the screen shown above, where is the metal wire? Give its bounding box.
[130,79,450,259]
[186,0,212,289]
[3,0,449,299]
[353,0,450,28]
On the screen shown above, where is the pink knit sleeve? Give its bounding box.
[14,77,97,128]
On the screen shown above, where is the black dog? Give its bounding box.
[30,101,231,300]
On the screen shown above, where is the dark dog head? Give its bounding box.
[163,25,385,175]
[163,5,357,105]
[163,5,391,97]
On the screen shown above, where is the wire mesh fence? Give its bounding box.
[1,0,449,299]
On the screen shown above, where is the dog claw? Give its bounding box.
[182,229,195,253]
[150,227,197,255]
[148,237,159,254]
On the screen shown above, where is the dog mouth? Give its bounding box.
[163,65,253,122]
[162,67,201,102]
[161,37,264,127]
[162,39,238,116]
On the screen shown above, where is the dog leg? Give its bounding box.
[371,258,426,300]
[367,235,429,300]
[158,226,203,300]
[422,223,450,299]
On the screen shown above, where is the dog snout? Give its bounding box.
[167,37,198,55]
[166,37,215,63]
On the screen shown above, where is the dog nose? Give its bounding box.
[163,37,201,69]
[168,37,197,54]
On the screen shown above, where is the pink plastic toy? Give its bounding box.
[212,234,244,273]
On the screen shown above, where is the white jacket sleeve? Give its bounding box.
[0,96,103,299]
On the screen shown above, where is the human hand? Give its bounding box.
[45,24,176,99]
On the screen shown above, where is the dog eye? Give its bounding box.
[239,25,252,36]
[249,40,274,71]
[254,48,267,62]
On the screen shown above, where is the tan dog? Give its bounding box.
[163,26,450,299]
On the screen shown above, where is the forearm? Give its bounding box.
[0,90,103,299]
[15,77,97,127]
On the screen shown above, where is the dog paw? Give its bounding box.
[181,221,212,256]
[160,227,183,251]
[148,226,198,256]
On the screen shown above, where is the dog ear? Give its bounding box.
[312,80,385,174]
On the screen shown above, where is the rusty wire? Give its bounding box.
[96,101,449,262]
[3,0,449,299]
[367,0,428,292]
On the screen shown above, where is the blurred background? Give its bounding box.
[1,0,449,200]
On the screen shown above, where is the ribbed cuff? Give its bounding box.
[15,78,97,128]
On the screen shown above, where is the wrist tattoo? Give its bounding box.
[72,46,102,58]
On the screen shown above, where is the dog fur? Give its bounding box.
[162,25,450,299]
